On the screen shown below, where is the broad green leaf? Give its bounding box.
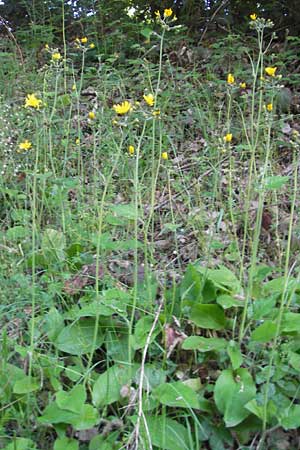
[110,203,140,220]
[289,351,300,370]
[214,369,256,427]
[6,225,28,241]
[44,307,65,341]
[180,264,203,303]
[264,175,289,190]
[251,321,277,342]
[182,336,226,352]
[197,266,241,294]
[71,404,100,430]
[92,364,138,407]
[252,296,276,320]
[54,437,79,450]
[227,341,243,370]
[38,401,80,425]
[281,313,300,332]
[131,316,160,350]
[217,294,243,309]
[55,319,104,355]
[153,381,200,409]
[140,27,153,39]
[42,228,66,262]
[190,304,226,330]
[56,385,86,413]
[13,376,39,394]
[4,438,36,450]
[135,415,191,450]
[134,364,167,390]
[281,405,300,429]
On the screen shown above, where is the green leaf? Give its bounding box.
[38,401,80,425]
[180,264,203,303]
[6,225,28,241]
[44,307,65,341]
[289,351,300,370]
[182,336,227,352]
[42,228,66,262]
[190,304,226,330]
[92,364,138,407]
[56,385,86,413]
[281,313,300,332]
[140,27,153,39]
[134,364,167,390]
[13,376,39,394]
[227,341,243,370]
[4,438,36,450]
[153,381,200,409]
[134,415,191,450]
[110,203,140,220]
[264,176,289,190]
[217,294,243,309]
[71,404,100,430]
[251,321,277,342]
[131,316,160,350]
[197,266,241,294]
[281,405,300,429]
[214,369,256,427]
[54,437,79,450]
[54,319,104,355]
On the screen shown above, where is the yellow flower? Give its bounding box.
[88,111,95,119]
[81,37,88,43]
[75,138,80,145]
[24,93,42,109]
[52,52,61,61]
[128,145,135,155]
[240,82,246,89]
[250,13,257,20]
[152,110,160,116]
[18,140,32,151]
[72,84,76,91]
[45,44,49,49]
[154,10,161,18]
[164,8,173,17]
[161,152,168,160]
[89,43,95,49]
[143,93,154,106]
[265,67,277,77]
[227,73,235,84]
[224,133,233,143]
[266,103,273,111]
[113,101,132,115]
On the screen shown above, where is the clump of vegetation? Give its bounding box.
[0,2,300,450]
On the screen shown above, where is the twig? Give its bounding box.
[130,300,164,450]
[199,0,230,43]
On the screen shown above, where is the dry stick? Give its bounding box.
[0,15,24,66]
[132,300,164,450]
[199,0,230,43]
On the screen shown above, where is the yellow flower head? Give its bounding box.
[89,43,95,49]
[224,133,233,143]
[227,73,235,85]
[154,10,161,18]
[18,140,32,151]
[164,8,173,17]
[52,52,61,61]
[128,145,135,155]
[113,101,132,115]
[81,37,88,43]
[240,82,246,89]
[143,93,154,106]
[24,94,42,109]
[72,84,76,91]
[88,111,95,120]
[152,109,160,116]
[75,138,80,145]
[250,13,257,20]
[266,103,273,111]
[161,152,168,160]
[265,67,277,77]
